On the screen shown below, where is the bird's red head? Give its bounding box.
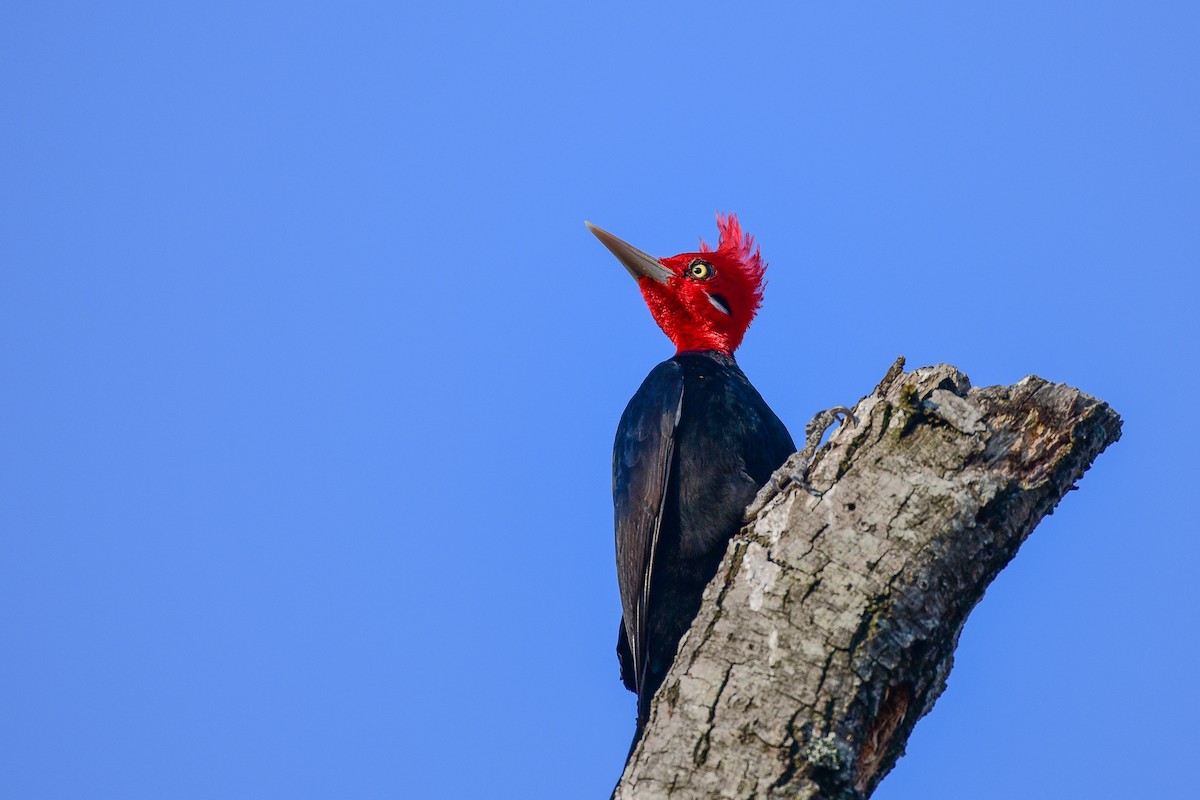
[586,213,766,355]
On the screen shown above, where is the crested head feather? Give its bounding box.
[698,212,766,319]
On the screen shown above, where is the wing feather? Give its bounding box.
[613,361,684,697]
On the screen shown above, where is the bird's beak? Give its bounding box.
[585,222,673,285]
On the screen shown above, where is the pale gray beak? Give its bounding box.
[585,221,673,285]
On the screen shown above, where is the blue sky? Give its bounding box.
[2,2,1196,798]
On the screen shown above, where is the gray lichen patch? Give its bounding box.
[803,731,845,770]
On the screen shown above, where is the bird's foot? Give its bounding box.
[793,405,858,496]
[745,405,859,519]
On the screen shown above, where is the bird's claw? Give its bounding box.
[792,403,859,497]
[747,403,860,516]
[806,405,857,438]
[828,405,858,428]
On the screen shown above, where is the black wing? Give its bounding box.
[613,360,684,698]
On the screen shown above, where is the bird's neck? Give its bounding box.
[675,341,732,357]
[662,317,738,356]
[673,348,738,365]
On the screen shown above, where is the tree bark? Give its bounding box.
[612,358,1122,799]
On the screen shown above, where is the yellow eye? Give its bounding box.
[688,259,713,280]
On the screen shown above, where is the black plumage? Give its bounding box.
[613,350,795,735]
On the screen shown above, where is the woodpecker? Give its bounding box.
[586,214,796,742]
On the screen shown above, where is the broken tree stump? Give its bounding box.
[613,357,1122,799]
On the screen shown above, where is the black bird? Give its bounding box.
[586,214,796,741]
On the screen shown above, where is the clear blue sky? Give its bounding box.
[2,3,1196,798]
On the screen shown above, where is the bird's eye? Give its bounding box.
[687,260,713,280]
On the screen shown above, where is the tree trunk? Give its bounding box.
[612,358,1122,799]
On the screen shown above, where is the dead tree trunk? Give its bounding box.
[613,358,1122,799]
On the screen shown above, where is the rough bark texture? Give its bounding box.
[613,358,1122,799]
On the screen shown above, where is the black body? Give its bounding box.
[613,350,795,735]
